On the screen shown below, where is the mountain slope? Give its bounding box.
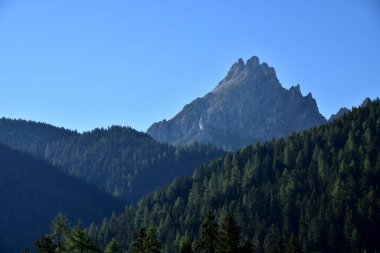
[147,56,327,150]
[329,107,350,122]
[0,117,78,156]
[0,143,125,253]
[91,99,380,253]
[0,120,225,202]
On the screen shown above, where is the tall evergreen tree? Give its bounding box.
[144,227,162,253]
[179,236,194,253]
[65,222,98,253]
[218,213,241,253]
[34,235,56,253]
[104,238,121,253]
[51,213,69,253]
[130,228,147,253]
[198,212,219,253]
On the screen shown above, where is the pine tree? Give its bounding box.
[51,213,69,253]
[144,227,162,253]
[35,235,56,253]
[130,228,147,253]
[198,212,219,253]
[104,238,121,253]
[218,213,241,253]
[65,222,98,253]
[179,236,194,253]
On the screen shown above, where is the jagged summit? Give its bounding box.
[147,56,327,150]
[213,56,277,94]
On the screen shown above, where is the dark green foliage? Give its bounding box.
[34,235,55,253]
[0,144,124,253]
[0,117,77,156]
[178,236,194,253]
[198,212,219,253]
[51,213,69,253]
[219,214,241,253]
[65,222,99,253]
[89,99,380,252]
[0,121,225,201]
[130,227,162,253]
[130,228,146,253]
[34,214,114,253]
[104,238,121,253]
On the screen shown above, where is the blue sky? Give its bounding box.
[0,0,379,132]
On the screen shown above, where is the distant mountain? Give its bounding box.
[0,142,124,253]
[329,107,350,122]
[0,119,225,202]
[91,99,380,253]
[147,56,327,150]
[0,117,78,155]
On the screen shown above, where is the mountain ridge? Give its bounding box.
[0,118,225,202]
[0,141,125,253]
[147,56,327,150]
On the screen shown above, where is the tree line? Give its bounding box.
[88,99,380,252]
[30,212,303,253]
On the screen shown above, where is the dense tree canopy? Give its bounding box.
[0,120,225,202]
[88,99,380,252]
[0,143,124,253]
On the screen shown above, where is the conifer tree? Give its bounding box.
[218,213,241,253]
[65,222,98,253]
[35,235,56,253]
[51,213,69,253]
[198,212,219,253]
[179,236,194,253]
[104,238,121,253]
[144,227,162,253]
[130,228,146,253]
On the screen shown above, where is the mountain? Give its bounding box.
[90,99,380,253]
[0,142,125,253]
[147,56,327,150]
[329,107,350,121]
[0,117,78,156]
[0,119,225,202]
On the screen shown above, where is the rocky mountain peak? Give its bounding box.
[214,56,278,94]
[147,56,327,150]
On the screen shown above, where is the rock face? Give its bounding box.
[147,56,327,150]
[329,107,350,122]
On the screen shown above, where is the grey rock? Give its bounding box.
[361,97,371,107]
[329,107,350,122]
[147,56,327,150]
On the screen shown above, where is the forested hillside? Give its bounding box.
[0,121,225,201]
[0,143,125,253]
[0,118,78,155]
[89,99,380,252]
[43,126,225,201]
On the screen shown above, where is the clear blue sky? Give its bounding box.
[0,0,379,132]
